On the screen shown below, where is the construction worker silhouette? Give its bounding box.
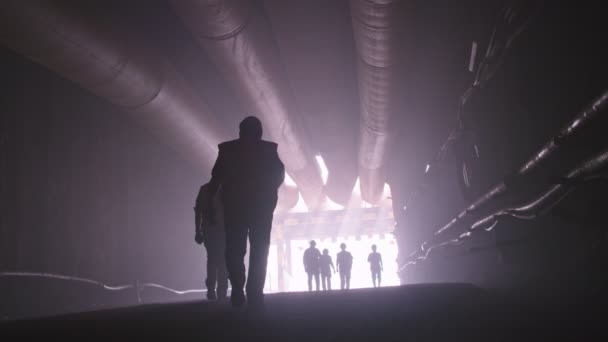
[303,240,321,291]
[368,244,383,288]
[336,243,353,290]
[205,116,285,310]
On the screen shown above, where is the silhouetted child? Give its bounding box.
[195,183,228,300]
[319,248,335,291]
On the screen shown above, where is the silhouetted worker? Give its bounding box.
[205,116,285,310]
[336,243,353,290]
[368,244,383,288]
[303,240,321,291]
[194,183,228,300]
[319,248,335,291]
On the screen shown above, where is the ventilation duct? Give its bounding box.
[350,0,405,204]
[171,0,326,209]
[0,0,224,171]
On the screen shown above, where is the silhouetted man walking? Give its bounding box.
[303,240,321,291]
[205,116,284,310]
[368,244,383,288]
[195,183,228,300]
[319,248,335,291]
[336,243,353,290]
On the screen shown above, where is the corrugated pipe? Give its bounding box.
[0,0,224,171]
[171,0,326,210]
[350,0,405,204]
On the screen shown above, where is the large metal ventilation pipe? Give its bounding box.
[171,0,326,209]
[0,0,224,171]
[263,0,360,206]
[350,0,405,204]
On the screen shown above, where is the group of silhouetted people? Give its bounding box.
[304,240,350,291]
[303,240,383,291]
[193,116,387,312]
[194,116,284,312]
[303,240,353,291]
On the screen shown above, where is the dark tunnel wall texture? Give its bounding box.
[0,1,221,289]
[392,2,608,287]
[0,1,225,171]
[0,52,204,288]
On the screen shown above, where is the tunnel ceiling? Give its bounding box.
[0,0,514,210]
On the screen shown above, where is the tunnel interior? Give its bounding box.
[1,0,608,327]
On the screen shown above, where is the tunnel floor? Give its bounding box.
[2,283,605,340]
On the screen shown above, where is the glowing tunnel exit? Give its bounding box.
[266,201,397,293]
[265,235,400,293]
[281,234,400,292]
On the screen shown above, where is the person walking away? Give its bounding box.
[303,240,321,291]
[336,243,353,290]
[204,116,285,310]
[367,244,383,288]
[319,248,335,291]
[194,183,228,300]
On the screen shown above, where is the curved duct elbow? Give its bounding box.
[351,0,404,204]
[171,0,325,209]
[325,167,358,205]
[0,1,222,170]
[275,183,299,213]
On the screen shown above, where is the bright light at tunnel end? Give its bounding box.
[269,157,399,292]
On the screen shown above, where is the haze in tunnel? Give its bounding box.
[1,0,608,328]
